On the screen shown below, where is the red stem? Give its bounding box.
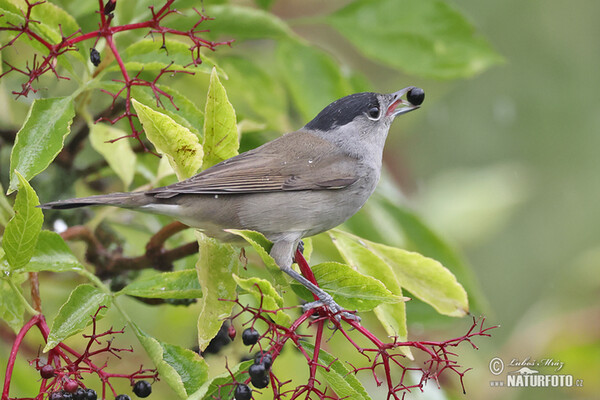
[1,314,46,400]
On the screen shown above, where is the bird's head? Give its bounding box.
[304,87,424,156]
[305,87,423,133]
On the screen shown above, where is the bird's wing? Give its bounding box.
[147,131,359,198]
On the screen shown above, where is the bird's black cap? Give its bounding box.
[305,92,379,132]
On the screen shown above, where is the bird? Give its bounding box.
[41,86,425,318]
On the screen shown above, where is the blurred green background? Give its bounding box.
[286,0,600,399]
[1,0,599,399]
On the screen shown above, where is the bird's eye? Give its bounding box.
[367,106,380,119]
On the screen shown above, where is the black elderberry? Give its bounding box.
[133,380,152,398]
[250,373,269,389]
[234,383,252,400]
[254,352,272,370]
[90,48,101,67]
[49,392,64,400]
[73,388,86,400]
[407,87,425,106]
[242,328,259,346]
[115,395,131,400]
[248,363,266,380]
[85,389,98,400]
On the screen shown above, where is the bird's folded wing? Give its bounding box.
[147,131,359,199]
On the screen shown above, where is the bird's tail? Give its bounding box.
[39,192,153,210]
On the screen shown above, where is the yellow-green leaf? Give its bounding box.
[2,171,43,270]
[330,230,408,342]
[134,325,209,398]
[232,274,291,326]
[132,98,203,180]
[195,231,239,352]
[89,124,136,189]
[225,229,287,290]
[202,68,239,169]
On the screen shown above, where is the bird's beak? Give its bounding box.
[386,86,420,117]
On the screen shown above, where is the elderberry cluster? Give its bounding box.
[46,380,151,400]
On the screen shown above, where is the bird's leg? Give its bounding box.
[270,240,359,321]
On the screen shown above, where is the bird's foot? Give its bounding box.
[302,295,360,322]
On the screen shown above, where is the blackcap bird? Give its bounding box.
[41,86,425,318]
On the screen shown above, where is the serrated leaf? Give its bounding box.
[22,230,83,273]
[132,98,203,180]
[89,124,136,189]
[277,41,353,121]
[0,276,25,332]
[327,0,503,79]
[3,171,43,270]
[303,262,405,312]
[195,231,239,352]
[118,270,203,299]
[330,230,408,343]
[303,342,371,400]
[203,4,298,41]
[343,234,468,317]
[188,360,252,400]
[232,274,291,326]
[203,68,239,169]
[121,39,217,75]
[225,229,287,289]
[45,284,111,351]
[134,325,209,398]
[8,97,75,193]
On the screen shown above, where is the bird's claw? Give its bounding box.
[302,299,361,323]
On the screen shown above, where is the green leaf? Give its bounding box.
[330,230,408,341]
[0,182,14,228]
[120,39,217,75]
[8,97,75,193]
[134,325,209,398]
[277,41,353,121]
[132,98,203,180]
[2,171,43,270]
[188,360,252,400]
[306,262,404,312]
[225,229,287,289]
[327,0,503,79]
[118,270,203,299]
[22,230,83,273]
[195,231,239,352]
[341,234,468,317]
[130,85,204,137]
[0,276,25,332]
[203,4,298,41]
[89,124,136,189]
[232,274,291,326]
[303,342,371,400]
[202,68,239,169]
[377,195,488,312]
[45,284,111,351]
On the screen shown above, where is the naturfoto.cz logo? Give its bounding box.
[488,357,583,388]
